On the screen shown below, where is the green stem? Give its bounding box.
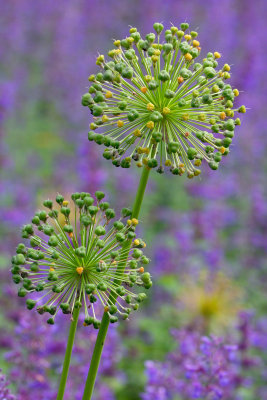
[82,165,151,400]
[56,306,81,400]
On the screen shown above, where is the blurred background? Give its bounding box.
[0,1,267,399]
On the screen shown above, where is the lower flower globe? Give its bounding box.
[11,191,152,328]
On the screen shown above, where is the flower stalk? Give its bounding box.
[82,163,152,400]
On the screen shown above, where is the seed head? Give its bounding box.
[11,192,152,327]
[82,22,245,178]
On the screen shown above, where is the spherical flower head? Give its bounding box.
[82,22,245,179]
[11,192,152,328]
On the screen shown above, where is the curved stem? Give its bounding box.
[56,306,80,400]
[82,165,151,400]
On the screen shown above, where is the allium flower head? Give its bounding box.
[82,22,245,178]
[11,192,152,328]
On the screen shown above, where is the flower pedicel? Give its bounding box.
[82,22,246,178]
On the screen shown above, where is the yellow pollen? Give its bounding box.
[214,51,221,59]
[165,160,172,167]
[193,40,200,47]
[178,76,184,84]
[49,267,55,272]
[139,267,145,273]
[184,53,193,62]
[223,63,231,72]
[143,242,146,248]
[182,113,189,121]
[127,219,132,225]
[144,147,150,155]
[162,107,170,115]
[147,103,155,111]
[233,89,239,96]
[117,120,124,127]
[146,121,154,129]
[105,91,113,99]
[133,129,142,137]
[220,146,226,154]
[151,55,159,63]
[142,158,148,165]
[114,40,121,47]
[76,267,84,275]
[219,112,226,120]
[184,34,191,41]
[115,49,121,55]
[141,87,148,94]
[132,218,139,226]
[62,200,69,206]
[134,239,140,246]
[102,115,109,123]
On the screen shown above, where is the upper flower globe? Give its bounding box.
[82,22,245,179]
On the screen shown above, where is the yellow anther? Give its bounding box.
[193,40,200,47]
[141,86,148,94]
[219,112,226,120]
[134,239,140,246]
[136,162,142,168]
[49,267,55,272]
[117,120,124,127]
[90,123,97,130]
[139,266,144,273]
[133,129,142,137]
[178,76,184,84]
[105,91,113,99]
[194,169,201,176]
[146,121,154,129]
[127,36,134,44]
[184,34,192,41]
[143,242,147,248]
[127,219,132,225]
[145,75,152,82]
[165,159,172,167]
[114,40,121,47]
[129,27,137,33]
[220,147,226,154]
[115,48,121,55]
[154,49,161,56]
[147,103,155,111]
[194,159,202,166]
[104,306,109,312]
[62,200,69,206]
[214,51,221,59]
[233,89,239,97]
[184,53,193,62]
[76,267,84,275]
[151,55,159,63]
[142,158,148,165]
[102,115,109,123]
[182,113,189,121]
[162,107,170,115]
[144,147,150,155]
[132,218,139,226]
[223,63,231,72]
[97,54,104,62]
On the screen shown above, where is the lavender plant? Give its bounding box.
[10,21,245,400]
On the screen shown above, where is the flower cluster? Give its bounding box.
[11,192,152,327]
[82,22,245,178]
[143,329,239,400]
[0,370,16,400]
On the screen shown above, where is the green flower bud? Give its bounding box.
[75,246,86,258]
[203,67,217,78]
[48,235,58,247]
[158,70,170,81]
